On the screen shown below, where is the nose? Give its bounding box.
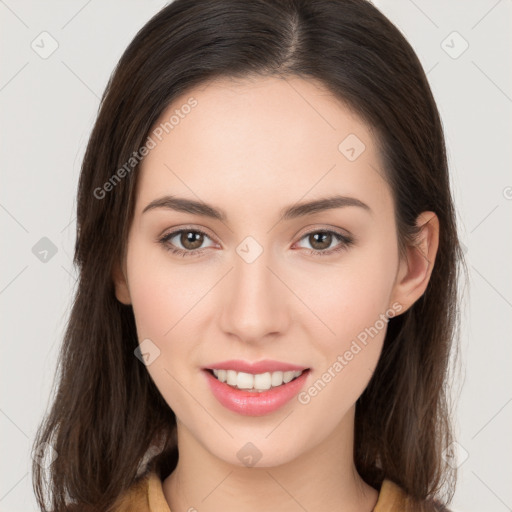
[219,248,291,344]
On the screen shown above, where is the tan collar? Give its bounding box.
[111,470,410,511]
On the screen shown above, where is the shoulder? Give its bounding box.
[109,475,151,512]
[374,478,409,511]
[375,478,453,512]
[107,470,171,512]
[107,472,153,512]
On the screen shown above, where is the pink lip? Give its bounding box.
[203,368,311,416]
[202,359,309,373]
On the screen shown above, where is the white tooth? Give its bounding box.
[283,371,295,383]
[236,371,254,389]
[254,372,272,390]
[271,371,284,387]
[213,369,304,389]
[226,370,238,386]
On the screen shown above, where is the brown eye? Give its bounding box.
[159,228,216,257]
[308,231,333,251]
[179,230,205,250]
[295,229,354,256]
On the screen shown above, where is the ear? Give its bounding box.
[112,260,132,305]
[389,211,439,314]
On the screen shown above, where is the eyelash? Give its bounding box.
[158,227,354,258]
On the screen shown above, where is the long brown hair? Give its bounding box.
[31,0,467,510]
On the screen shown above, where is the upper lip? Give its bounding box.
[202,359,310,374]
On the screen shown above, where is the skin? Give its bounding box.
[113,75,439,512]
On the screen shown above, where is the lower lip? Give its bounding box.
[203,369,310,416]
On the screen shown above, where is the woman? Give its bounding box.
[32,0,466,510]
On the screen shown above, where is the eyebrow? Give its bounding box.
[142,194,372,221]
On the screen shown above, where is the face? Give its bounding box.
[113,75,437,468]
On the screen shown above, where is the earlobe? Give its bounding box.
[390,211,439,314]
[112,260,132,305]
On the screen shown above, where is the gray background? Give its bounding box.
[1,1,511,511]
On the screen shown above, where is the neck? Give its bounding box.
[162,406,379,512]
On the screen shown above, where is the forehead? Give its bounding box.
[136,75,391,218]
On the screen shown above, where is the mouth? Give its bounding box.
[204,368,310,393]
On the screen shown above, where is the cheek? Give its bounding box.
[297,262,394,420]
[309,248,396,339]
[300,239,397,393]
[126,243,214,393]
[125,244,207,414]
[126,243,209,339]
